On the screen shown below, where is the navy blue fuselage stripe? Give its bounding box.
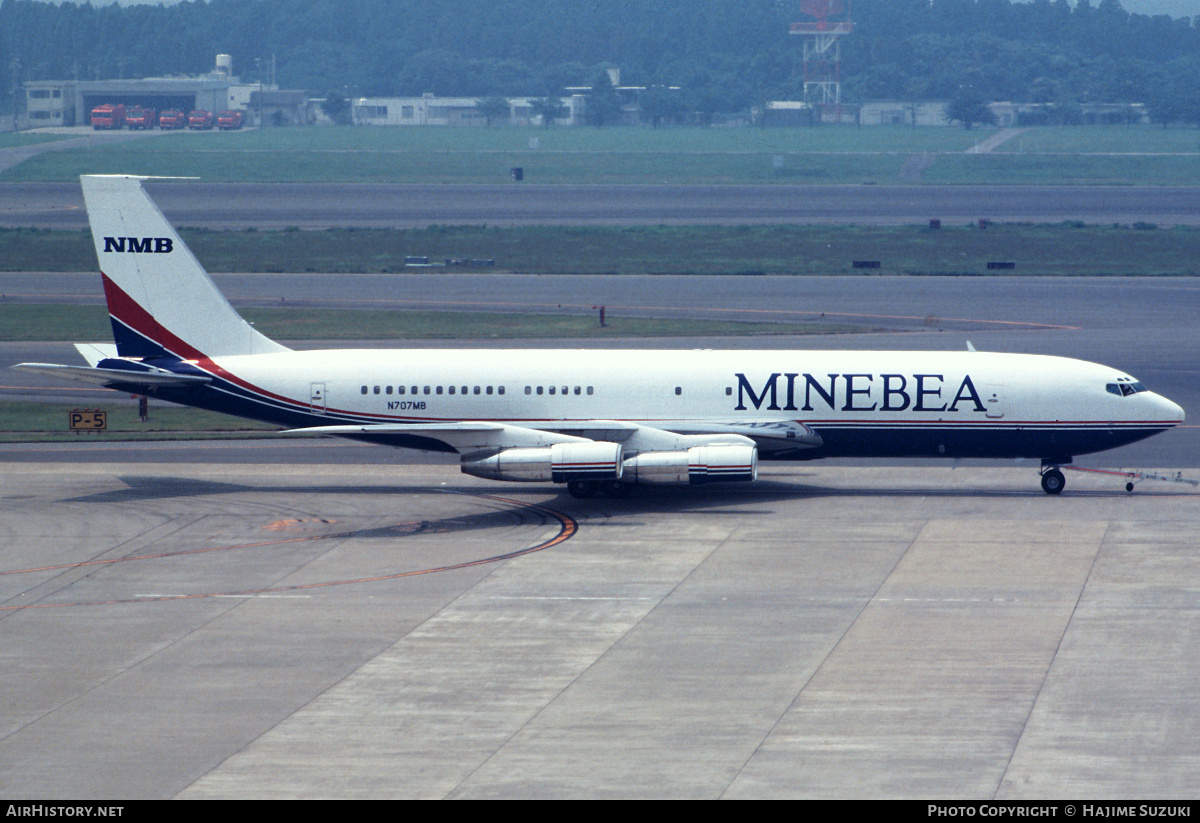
[762,423,1166,460]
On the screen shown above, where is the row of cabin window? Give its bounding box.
[364,384,694,397]
[525,386,594,396]
[362,385,506,396]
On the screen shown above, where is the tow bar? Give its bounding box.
[1064,466,1200,492]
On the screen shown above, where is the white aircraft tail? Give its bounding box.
[80,175,289,359]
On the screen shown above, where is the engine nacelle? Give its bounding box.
[461,441,623,483]
[623,444,757,485]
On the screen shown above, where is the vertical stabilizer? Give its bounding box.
[80,175,289,359]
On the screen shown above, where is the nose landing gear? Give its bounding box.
[1040,467,1066,495]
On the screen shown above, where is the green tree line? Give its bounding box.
[2,0,1199,120]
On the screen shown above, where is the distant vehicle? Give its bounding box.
[125,107,156,130]
[216,110,244,130]
[90,103,125,130]
[187,110,215,130]
[158,109,186,129]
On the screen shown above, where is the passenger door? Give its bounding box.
[310,382,327,415]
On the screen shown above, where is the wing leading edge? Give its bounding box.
[280,418,820,453]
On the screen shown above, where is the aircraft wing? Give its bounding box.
[282,418,820,455]
[668,419,823,453]
[280,421,593,453]
[535,419,820,451]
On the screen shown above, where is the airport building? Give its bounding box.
[24,78,242,127]
[857,101,951,127]
[351,93,584,127]
[763,99,1150,128]
[248,90,310,127]
[987,101,1148,127]
[352,71,661,128]
[21,55,274,128]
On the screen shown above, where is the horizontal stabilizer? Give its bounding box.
[13,362,211,388]
[74,343,119,367]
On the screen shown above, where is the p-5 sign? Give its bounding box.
[69,410,107,432]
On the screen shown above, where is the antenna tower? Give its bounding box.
[791,0,854,121]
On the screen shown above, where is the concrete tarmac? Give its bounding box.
[0,460,1198,798]
[8,181,1200,229]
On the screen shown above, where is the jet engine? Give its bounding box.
[622,444,757,485]
[461,441,623,483]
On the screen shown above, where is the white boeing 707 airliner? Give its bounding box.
[15,175,1185,496]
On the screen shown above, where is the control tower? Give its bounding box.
[790,0,854,121]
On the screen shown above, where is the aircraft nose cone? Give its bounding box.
[1158,394,1185,424]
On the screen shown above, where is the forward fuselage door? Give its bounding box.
[310,382,327,414]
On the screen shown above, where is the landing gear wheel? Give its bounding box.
[567,480,599,499]
[1041,468,1066,495]
[603,479,634,498]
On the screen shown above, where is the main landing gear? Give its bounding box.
[566,479,633,499]
[1039,465,1066,495]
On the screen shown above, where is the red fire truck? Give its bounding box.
[158,109,186,129]
[188,110,215,130]
[216,110,244,130]
[90,103,125,130]
[125,107,156,130]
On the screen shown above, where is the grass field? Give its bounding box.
[4,222,1199,276]
[0,132,75,150]
[992,126,1200,154]
[12,124,986,155]
[0,303,852,342]
[6,124,1200,185]
[0,400,278,442]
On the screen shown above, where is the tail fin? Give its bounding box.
[81,175,289,359]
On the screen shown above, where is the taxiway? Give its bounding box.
[7,181,1200,229]
[0,461,1196,798]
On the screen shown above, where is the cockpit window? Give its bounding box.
[1107,380,1148,397]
